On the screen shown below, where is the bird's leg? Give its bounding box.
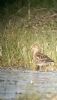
[40,66,42,71]
[37,66,42,71]
[35,65,40,71]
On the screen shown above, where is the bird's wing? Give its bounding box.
[36,52,54,62]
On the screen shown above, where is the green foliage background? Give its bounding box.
[0,0,57,68]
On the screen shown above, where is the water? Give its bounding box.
[0,69,57,100]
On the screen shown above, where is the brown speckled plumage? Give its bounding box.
[31,44,54,71]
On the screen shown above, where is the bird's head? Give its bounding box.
[31,44,41,55]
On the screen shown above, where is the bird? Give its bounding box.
[31,44,54,71]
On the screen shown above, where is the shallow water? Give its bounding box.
[0,69,57,100]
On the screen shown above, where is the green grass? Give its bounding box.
[0,7,57,69]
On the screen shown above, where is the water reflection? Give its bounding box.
[0,69,57,100]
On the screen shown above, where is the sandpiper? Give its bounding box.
[31,44,54,71]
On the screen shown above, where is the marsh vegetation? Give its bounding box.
[0,0,57,70]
